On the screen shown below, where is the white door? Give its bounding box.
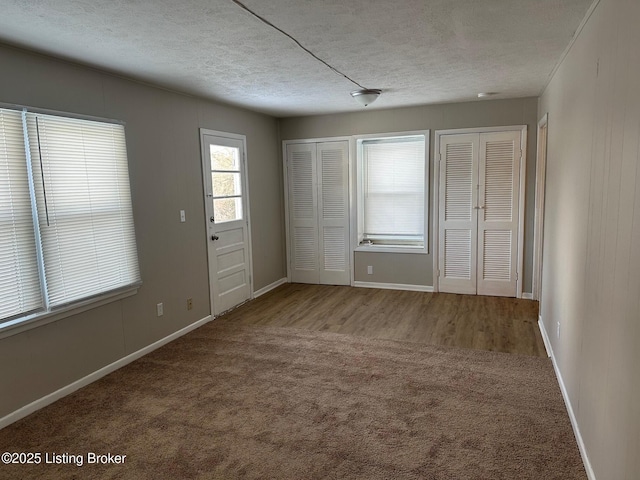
[286,140,350,285]
[201,131,252,316]
[438,131,521,297]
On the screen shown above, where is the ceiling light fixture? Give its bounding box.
[477,92,498,98]
[231,0,381,107]
[350,89,382,107]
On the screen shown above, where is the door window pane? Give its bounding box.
[210,145,240,171]
[212,172,242,196]
[214,197,242,223]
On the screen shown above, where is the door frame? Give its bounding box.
[433,125,527,298]
[532,114,548,301]
[200,128,254,317]
[282,136,353,284]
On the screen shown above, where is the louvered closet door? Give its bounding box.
[317,141,350,285]
[477,131,520,297]
[438,134,479,294]
[287,143,319,284]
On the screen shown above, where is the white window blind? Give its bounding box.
[362,136,426,245]
[26,113,140,307]
[0,106,140,326]
[0,109,43,320]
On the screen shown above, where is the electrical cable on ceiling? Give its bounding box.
[230,0,366,90]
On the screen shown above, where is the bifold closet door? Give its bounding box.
[287,141,350,285]
[438,131,521,297]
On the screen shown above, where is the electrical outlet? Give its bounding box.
[180,210,186,223]
[187,298,193,310]
[367,265,373,275]
[556,321,560,339]
[156,302,164,317]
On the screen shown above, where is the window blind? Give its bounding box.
[26,113,140,307]
[0,109,43,320]
[362,136,425,243]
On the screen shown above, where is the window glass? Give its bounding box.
[0,109,43,321]
[209,144,243,224]
[210,145,240,170]
[212,172,241,197]
[0,107,140,325]
[213,197,242,223]
[357,134,427,249]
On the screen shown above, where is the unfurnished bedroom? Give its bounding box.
[0,1,638,479]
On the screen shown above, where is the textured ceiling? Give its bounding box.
[0,0,593,117]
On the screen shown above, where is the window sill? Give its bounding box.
[355,245,427,255]
[0,286,140,340]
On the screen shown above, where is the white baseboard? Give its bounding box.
[353,281,434,293]
[522,292,533,300]
[538,320,596,480]
[253,277,287,298]
[538,317,552,358]
[0,314,213,430]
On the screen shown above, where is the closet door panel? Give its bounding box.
[438,134,479,294]
[287,143,319,284]
[477,131,520,297]
[317,141,350,285]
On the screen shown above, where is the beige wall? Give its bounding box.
[280,98,538,291]
[0,45,286,418]
[538,0,640,477]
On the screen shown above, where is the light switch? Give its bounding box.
[180,210,186,223]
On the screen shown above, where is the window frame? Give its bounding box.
[353,130,430,255]
[0,103,140,339]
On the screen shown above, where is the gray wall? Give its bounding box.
[280,98,538,292]
[538,0,640,477]
[0,45,286,418]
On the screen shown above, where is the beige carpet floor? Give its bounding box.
[0,319,586,479]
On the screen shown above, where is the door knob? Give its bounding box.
[211,235,219,241]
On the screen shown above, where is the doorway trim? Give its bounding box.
[433,125,527,297]
[200,128,254,317]
[532,114,548,301]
